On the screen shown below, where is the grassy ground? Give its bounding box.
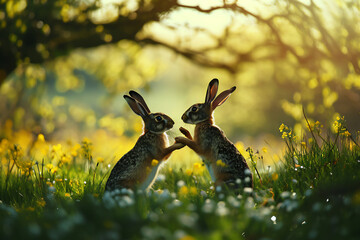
[0,118,359,240]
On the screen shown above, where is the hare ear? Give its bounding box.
[124,95,148,117]
[205,78,219,104]
[212,86,236,110]
[129,90,151,114]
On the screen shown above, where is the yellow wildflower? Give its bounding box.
[37,134,45,142]
[178,186,189,196]
[342,130,351,137]
[151,159,159,166]
[179,236,196,240]
[37,198,46,207]
[65,193,71,197]
[50,166,59,174]
[190,186,197,195]
[185,169,193,176]
[52,144,62,153]
[272,172,279,181]
[193,162,204,175]
[46,163,54,170]
[82,137,91,144]
[279,123,285,132]
[262,147,268,153]
[60,154,71,164]
[97,157,104,163]
[71,143,81,157]
[216,159,227,167]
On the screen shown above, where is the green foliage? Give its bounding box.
[0,119,359,239]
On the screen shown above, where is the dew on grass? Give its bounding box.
[280,199,299,212]
[216,186,222,192]
[178,213,198,227]
[292,179,298,184]
[271,215,276,224]
[244,187,253,194]
[169,199,182,208]
[245,197,255,209]
[200,190,207,197]
[202,199,215,213]
[302,221,306,224]
[227,196,240,208]
[177,180,185,187]
[174,230,186,239]
[215,201,229,216]
[118,196,134,207]
[84,181,87,185]
[280,191,290,199]
[244,169,251,176]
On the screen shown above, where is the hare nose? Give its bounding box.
[181,114,187,121]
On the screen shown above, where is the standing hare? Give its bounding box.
[175,78,253,189]
[105,91,185,191]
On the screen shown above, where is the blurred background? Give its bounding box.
[0,0,359,167]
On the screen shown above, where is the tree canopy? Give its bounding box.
[1,0,360,136]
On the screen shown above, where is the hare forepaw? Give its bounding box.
[179,127,193,140]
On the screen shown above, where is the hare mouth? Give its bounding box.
[181,114,190,123]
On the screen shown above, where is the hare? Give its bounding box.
[105,91,185,191]
[175,78,253,189]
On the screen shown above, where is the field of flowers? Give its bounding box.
[0,117,359,240]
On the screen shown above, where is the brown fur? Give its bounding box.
[105,92,184,191]
[176,79,253,189]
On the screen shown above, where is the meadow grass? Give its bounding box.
[0,118,359,240]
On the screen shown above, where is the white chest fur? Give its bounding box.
[201,157,216,182]
[140,133,170,190]
[140,163,161,191]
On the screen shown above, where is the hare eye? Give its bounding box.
[155,115,162,122]
[191,106,198,112]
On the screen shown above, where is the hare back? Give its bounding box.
[105,150,150,190]
[105,132,168,191]
[216,144,252,184]
[195,123,252,185]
